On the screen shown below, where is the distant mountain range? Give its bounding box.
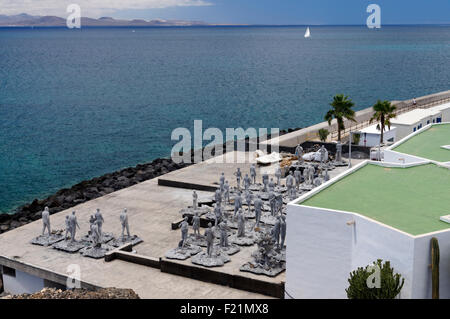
[0,13,210,27]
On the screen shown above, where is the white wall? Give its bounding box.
[350,215,415,299]
[358,129,397,147]
[383,150,428,165]
[286,205,354,299]
[2,269,44,295]
[411,230,450,299]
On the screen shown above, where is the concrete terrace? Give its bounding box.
[392,123,450,163]
[301,163,450,236]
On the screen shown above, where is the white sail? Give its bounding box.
[304,27,311,38]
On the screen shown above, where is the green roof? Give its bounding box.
[300,163,450,236]
[392,124,450,163]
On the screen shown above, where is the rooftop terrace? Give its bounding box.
[392,123,450,163]
[300,163,450,236]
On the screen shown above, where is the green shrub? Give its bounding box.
[318,128,329,142]
[346,259,404,299]
[352,133,361,145]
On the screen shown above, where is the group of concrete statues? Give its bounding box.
[233,164,258,190]
[64,211,81,242]
[40,207,130,244]
[271,215,287,250]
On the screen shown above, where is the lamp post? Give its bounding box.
[348,130,352,169]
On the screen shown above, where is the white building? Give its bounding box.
[421,102,450,122]
[356,124,397,147]
[286,124,450,299]
[390,108,442,140]
[286,161,450,299]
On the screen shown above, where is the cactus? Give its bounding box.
[431,237,440,299]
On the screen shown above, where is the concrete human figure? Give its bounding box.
[179,217,189,248]
[219,221,230,248]
[313,177,322,187]
[307,166,315,185]
[192,190,198,208]
[294,167,302,190]
[64,216,70,240]
[68,211,80,242]
[250,164,257,184]
[236,209,246,238]
[276,195,284,214]
[94,208,104,238]
[219,172,225,190]
[280,215,287,250]
[224,181,230,204]
[215,189,222,205]
[90,220,101,246]
[243,173,251,192]
[204,223,214,257]
[295,144,304,161]
[323,168,330,182]
[120,208,130,238]
[192,212,201,237]
[253,195,263,227]
[319,145,327,164]
[271,216,282,249]
[245,191,252,213]
[233,191,242,218]
[268,178,275,192]
[234,168,242,190]
[214,204,222,227]
[262,173,269,192]
[275,166,282,186]
[41,206,51,236]
[286,171,295,191]
[336,142,342,162]
[269,191,277,216]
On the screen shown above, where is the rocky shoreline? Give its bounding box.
[0,128,300,235]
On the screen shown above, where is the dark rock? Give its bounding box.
[31,211,42,221]
[10,220,21,228]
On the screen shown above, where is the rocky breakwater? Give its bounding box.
[0,157,190,234]
[0,128,300,235]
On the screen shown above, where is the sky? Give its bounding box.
[1,0,449,25]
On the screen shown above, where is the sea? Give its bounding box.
[0,25,449,213]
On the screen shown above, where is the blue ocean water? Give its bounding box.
[0,25,449,213]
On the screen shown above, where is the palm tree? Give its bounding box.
[369,100,397,145]
[324,94,356,142]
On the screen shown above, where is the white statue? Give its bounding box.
[192,190,198,208]
[250,164,257,184]
[275,166,282,186]
[68,211,80,242]
[224,181,230,204]
[192,212,201,237]
[294,167,302,190]
[234,168,242,189]
[41,206,51,236]
[120,208,130,238]
[205,223,214,257]
[94,208,104,238]
[253,195,263,227]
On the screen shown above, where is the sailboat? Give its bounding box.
[304,27,311,38]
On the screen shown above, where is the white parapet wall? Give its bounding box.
[285,160,450,299]
[383,122,450,166]
[2,267,45,295]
